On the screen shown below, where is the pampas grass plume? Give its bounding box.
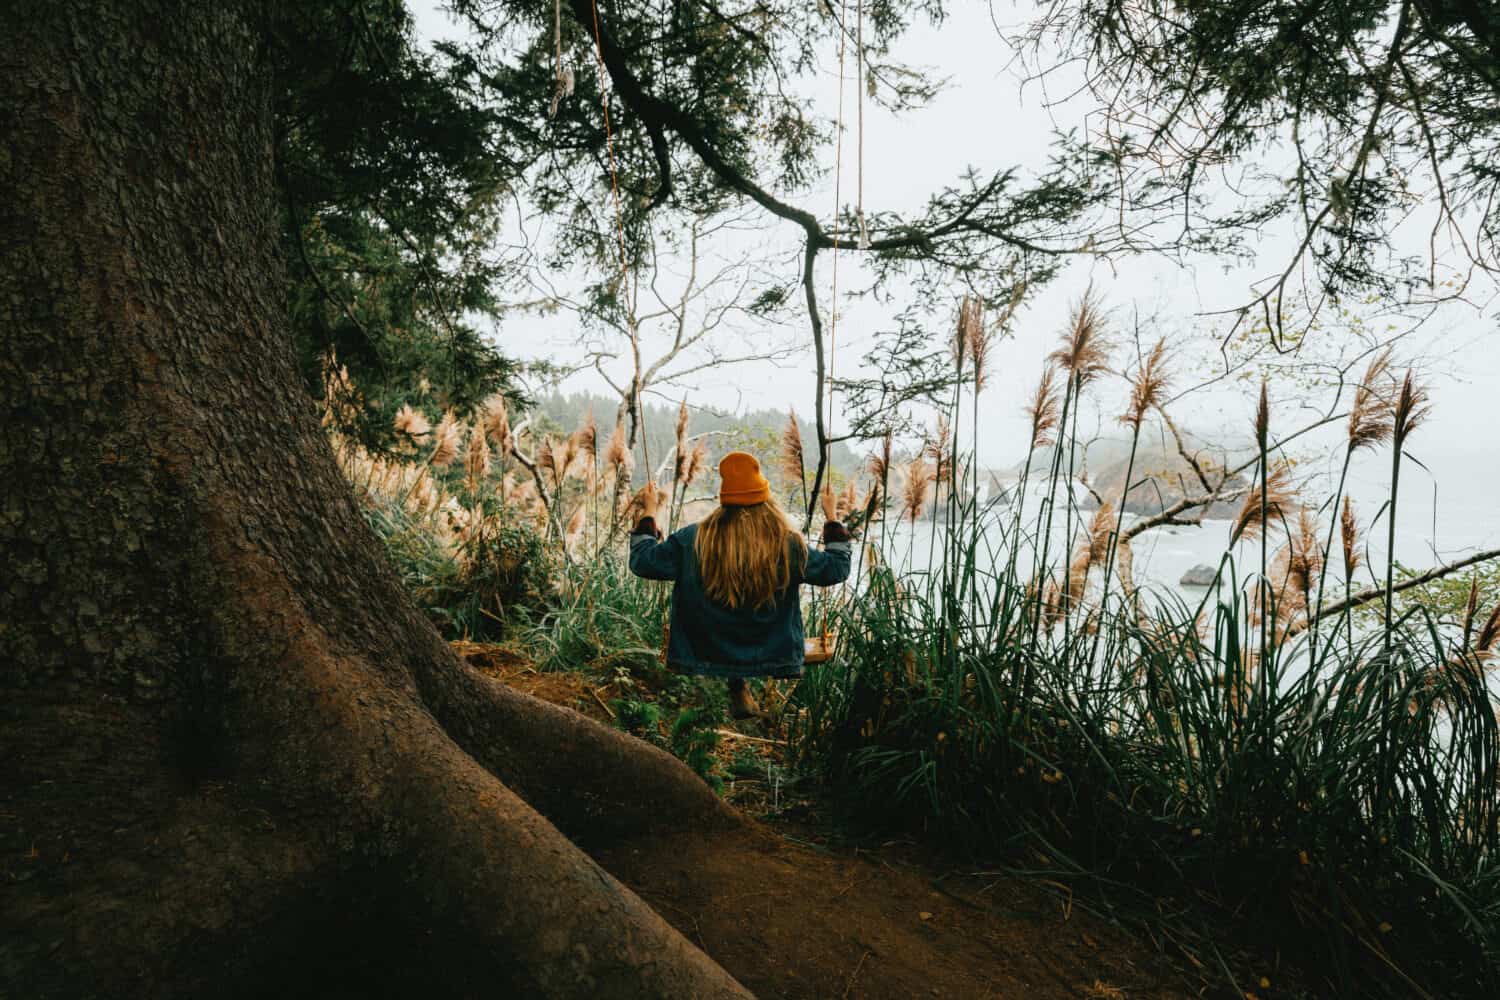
[1026,364,1061,449]
[1347,348,1394,452]
[464,416,490,488]
[1341,496,1362,576]
[1122,338,1169,429]
[867,430,893,483]
[1231,463,1295,543]
[902,456,933,523]
[1477,601,1500,658]
[673,401,690,484]
[1049,295,1110,390]
[781,409,805,484]
[394,403,431,441]
[572,410,597,465]
[685,438,709,487]
[1393,369,1431,444]
[429,411,461,468]
[604,417,631,472]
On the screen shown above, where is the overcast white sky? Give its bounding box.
[409,1,1499,562]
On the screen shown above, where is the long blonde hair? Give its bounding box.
[696,496,807,610]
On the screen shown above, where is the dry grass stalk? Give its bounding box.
[780,409,805,485]
[1064,550,1091,609]
[480,396,512,459]
[1462,577,1481,646]
[673,401,690,484]
[1289,509,1323,595]
[902,456,933,523]
[1048,296,1110,390]
[464,416,490,491]
[572,410,597,466]
[612,487,634,529]
[1040,577,1065,629]
[560,436,580,481]
[535,434,553,474]
[1114,537,1137,602]
[867,430,893,483]
[1085,501,1115,564]
[860,482,883,524]
[965,297,994,392]
[1347,348,1394,451]
[1121,337,1170,429]
[429,411,461,468]
[1026,364,1062,449]
[465,502,487,546]
[1393,369,1431,444]
[538,435,571,490]
[1267,510,1323,628]
[393,403,431,441]
[684,438,710,487]
[581,457,602,496]
[604,417,631,473]
[1254,381,1270,448]
[1340,495,1362,577]
[564,503,587,549]
[1230,463,1295,543]
[953,296,988,386]
[839,478,858,520]
[1059,502,1117,614]
[410,471,438,516]
[1477,602,1500,659]
[927,417,953,485]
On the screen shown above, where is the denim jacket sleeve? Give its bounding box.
[802,540,852,586]
[628,518,683,581]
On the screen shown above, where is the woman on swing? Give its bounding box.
[629,451,852,719]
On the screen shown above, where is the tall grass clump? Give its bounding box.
[522,554,666,677]
[334,388,574,638]
[787,303,1500,997]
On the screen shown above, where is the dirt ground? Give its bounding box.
[456,643,1194,999]
[599,827,1190,999]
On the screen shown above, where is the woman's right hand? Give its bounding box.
[640,480,664,523]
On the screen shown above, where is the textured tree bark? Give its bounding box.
[0,2,746,996]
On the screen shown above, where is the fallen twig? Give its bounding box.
[713,728,786,745]
[589,687,617,718]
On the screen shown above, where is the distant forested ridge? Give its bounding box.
[532,390,860,487]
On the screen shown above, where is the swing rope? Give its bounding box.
[805,0,863,665]
[826,0,853,462]
[824,0,866,472]
[581,0,866,668]
[581,1,690,662]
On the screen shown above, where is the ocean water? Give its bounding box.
[870,476,1500,607]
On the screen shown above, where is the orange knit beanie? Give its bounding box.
[717,451,771,506]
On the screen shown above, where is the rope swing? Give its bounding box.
[578,0,868,668]
[804,0,867,667]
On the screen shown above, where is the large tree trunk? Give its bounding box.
[0,3,747,996]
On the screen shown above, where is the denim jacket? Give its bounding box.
[629,518,852,678]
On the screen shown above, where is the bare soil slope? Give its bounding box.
[461,645,1189,999]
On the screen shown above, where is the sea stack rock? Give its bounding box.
[1180,564,1218,587]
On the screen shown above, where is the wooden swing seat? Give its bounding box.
[803,631,837,665]
[660,625,837,665]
